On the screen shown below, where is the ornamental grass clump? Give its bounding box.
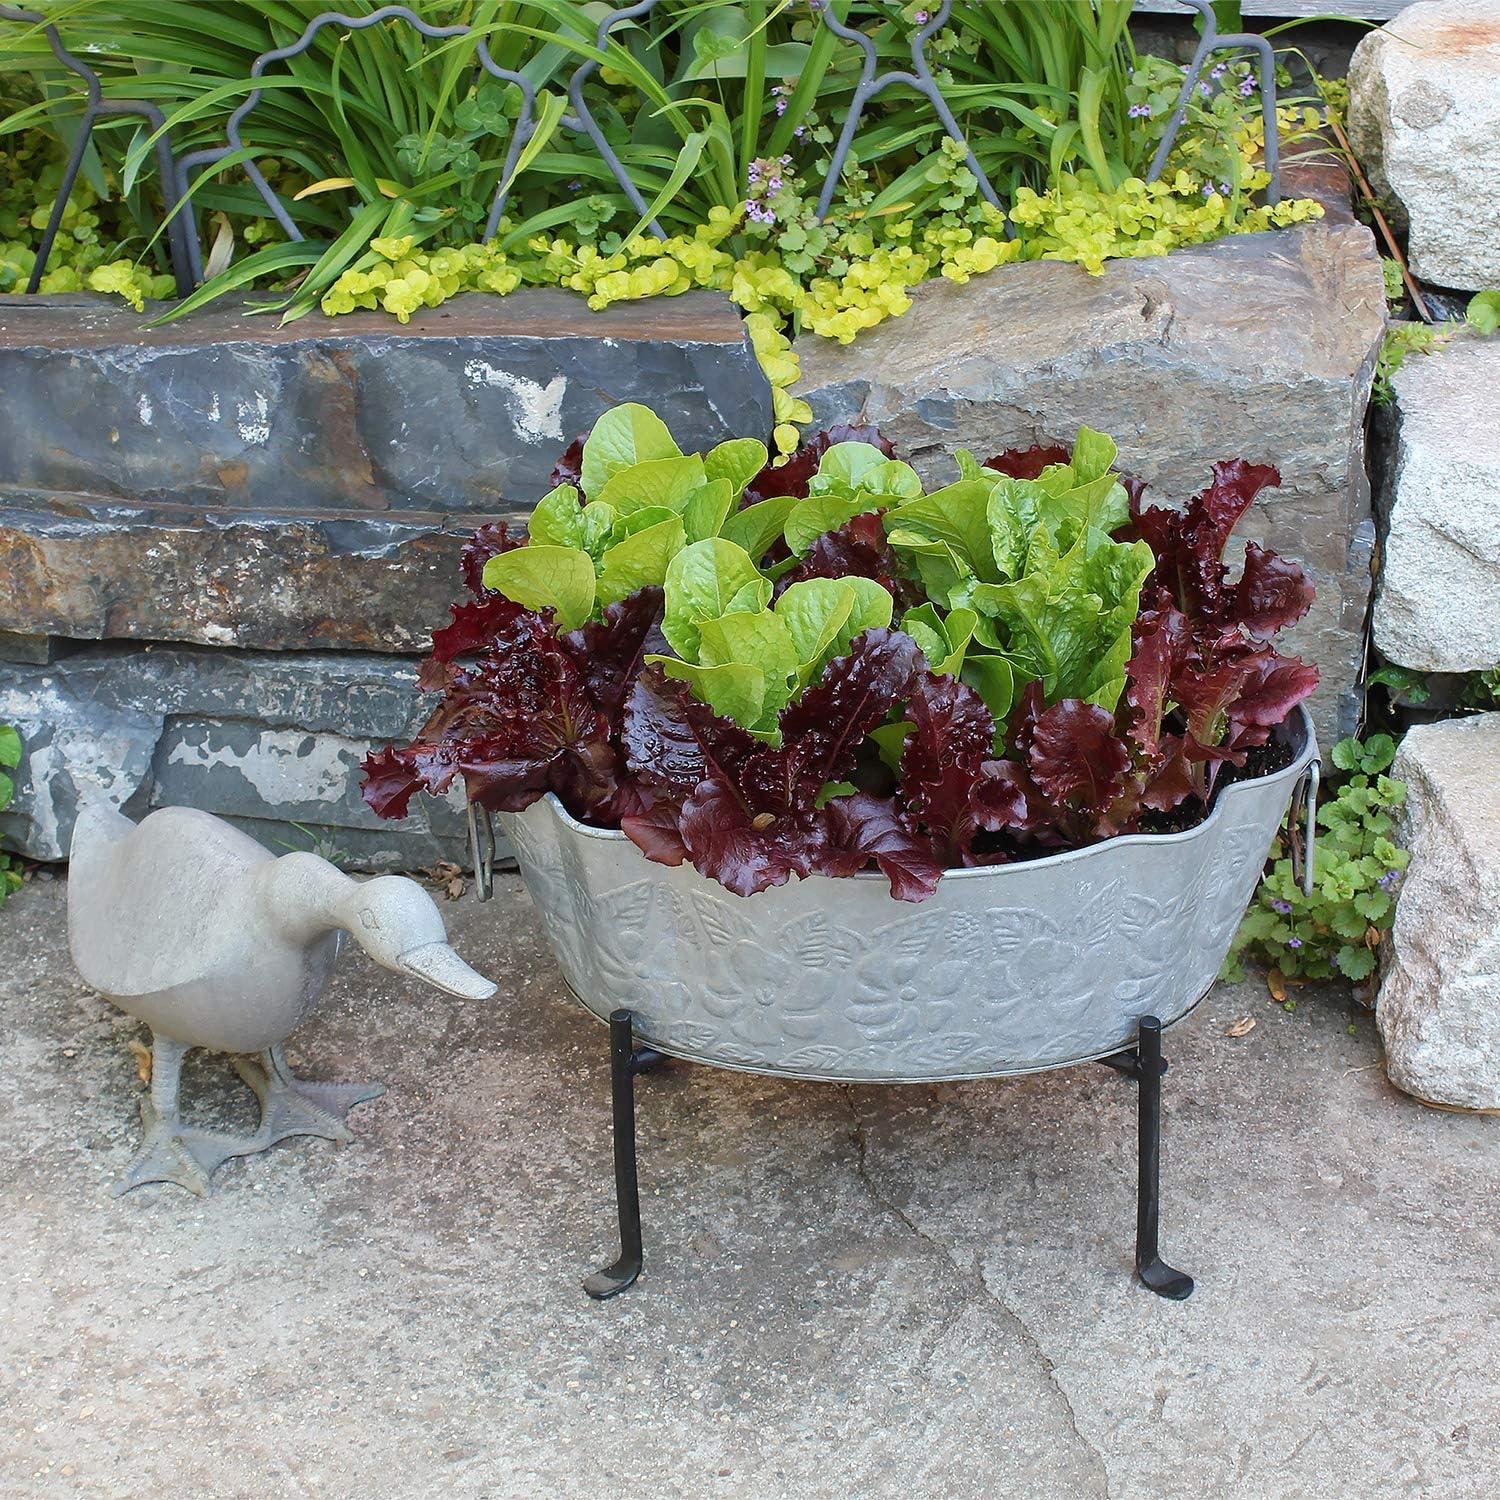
[364,402,1320,901]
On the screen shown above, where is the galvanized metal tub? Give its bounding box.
[500,706,1316,1083]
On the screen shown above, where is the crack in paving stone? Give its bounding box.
[841,1087,1112,1498]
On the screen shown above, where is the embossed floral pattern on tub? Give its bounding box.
[501,703,1313,1082]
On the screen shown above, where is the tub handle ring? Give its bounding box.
[1291,757,1320,899]
[467,800,496,903]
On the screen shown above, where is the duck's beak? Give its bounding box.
[396,942,498,1001]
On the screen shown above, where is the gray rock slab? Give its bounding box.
[1,878,1497,1498]
[0,632,82,665]
[0,668,159,861]
[1377,711,1500,1109]
[0,496,475,653]
[1347,0,1500,290]
[1372,332,1500,672]
[793,221,1387,744]
[0,289,772,652]
[150,715,467,853]
[0,645,467,869]
[0,290,771,513]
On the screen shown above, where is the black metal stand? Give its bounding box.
[584,1009,1192,1301]
[1097,1014,1195,1301]
[583,1009,661,1300]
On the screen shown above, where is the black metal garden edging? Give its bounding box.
[582,1007,1195,1303]
[2,0,1281,295]
[1148,0,1283,204]
[0,3,197,296]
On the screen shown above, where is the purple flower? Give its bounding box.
[768,175,783,192]
[1271,899,1292,914]
[1210,62,1227,81]
[775,97,788,116]
[1239,76,1257,97]
[744,200,776,225]
[915,9,930,23]
[748,161,762,182]
[1219,180,1231,194]
[1128,103,1152,118]
[794,125,807,139]
[568,180,581,192]
[1287,936,1303,949]
[1201,183,1215,197]
[1379,870,1400,888]
[1199,81,1211,96]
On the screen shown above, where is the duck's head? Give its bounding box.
[336,876,497,1001]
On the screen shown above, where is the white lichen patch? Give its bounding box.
[166,728,364,810]
[235,392,271,446]
[137,394,154,427]
[462,359,566,442]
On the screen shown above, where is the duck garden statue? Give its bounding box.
[68,801,497,1197]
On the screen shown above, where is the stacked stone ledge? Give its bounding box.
[793,177,1388,747]
[0,291,774,868]
[1371,333,1500,674]
[1377,712,1500,1110]
[1348,0,1500,292]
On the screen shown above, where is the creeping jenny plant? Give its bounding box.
[0,724,22,908]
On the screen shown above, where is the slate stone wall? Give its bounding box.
[0,290,773,867]
[0,642,463,869]
[0,200,1387,866]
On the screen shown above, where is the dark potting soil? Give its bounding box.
[1135,736,1297,836]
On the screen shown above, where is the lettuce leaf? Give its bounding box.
[459,522,525,597]
[579,402,682,495]
[481,544,597,632]
[620,631,938,898]
[362,610,617,818]
[741,424,897,505]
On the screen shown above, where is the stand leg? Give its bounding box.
[583,1009,659,1301]
[1134,1016,1194,1301]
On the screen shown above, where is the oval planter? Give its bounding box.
[501,706,1317,1084]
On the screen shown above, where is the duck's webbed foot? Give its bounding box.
[116,1037,267,1197]
[233,1044,384,1148]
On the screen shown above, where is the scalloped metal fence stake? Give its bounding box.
[0,3,196,296]
[7,0,1288,294]
[813,0,1001,224]
[168,4,539,286]
[559,0,670,240]
[1144,0,1281,205]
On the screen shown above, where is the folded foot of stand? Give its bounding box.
[1133,1016,1194,1300]
[584,1010,660,1301]
[1138,1253,1194,1301]
[582,1256,640,1300]
[1102,1015,1194,1301]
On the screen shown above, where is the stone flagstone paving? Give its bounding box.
[1,876,1496,1499]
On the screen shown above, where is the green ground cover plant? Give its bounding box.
[1226,733,1407,989]
[1373,285,1500,405]
[0,724,22,909]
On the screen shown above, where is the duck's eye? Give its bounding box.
[359,911,378,931]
